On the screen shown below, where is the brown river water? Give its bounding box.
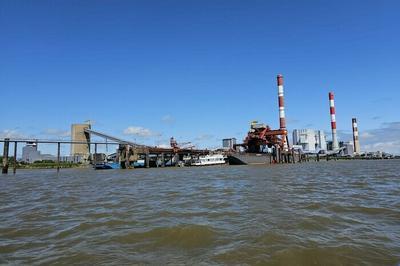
[1,160,399,265]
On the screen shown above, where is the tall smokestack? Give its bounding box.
[277,74,288,151]
[352,118,360,154]
[329,92,339,150]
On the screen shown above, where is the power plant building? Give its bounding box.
[340,141,354,156]
[222,138,236,150]
[292,129,327,152]
[21,142,56,163]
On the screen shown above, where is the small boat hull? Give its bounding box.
[94,162,121,170]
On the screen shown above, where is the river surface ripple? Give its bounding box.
[1,160,399,265]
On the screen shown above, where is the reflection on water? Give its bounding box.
[1,160,399,265]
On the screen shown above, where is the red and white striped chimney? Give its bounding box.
[352,118,360,154]
[329,92,339,150]
[277,74,288,151]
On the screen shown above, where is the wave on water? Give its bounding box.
[1,160,399,264]
[114,224,219,249]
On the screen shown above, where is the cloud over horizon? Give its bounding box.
[41,128,70,138]
[161,115,175,125]
[123,126,161,137]
[193,134,214,141]
[0,129,27,139]
[322,122,400,155]
[359,122,400,154]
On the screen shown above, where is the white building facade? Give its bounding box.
[222,138,236,150]
[21,143,57,163]
[292,129,327,152]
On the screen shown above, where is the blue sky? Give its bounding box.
[1,0,399,155]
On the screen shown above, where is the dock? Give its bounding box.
[0,135,211,174]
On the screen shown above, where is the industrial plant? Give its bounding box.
[225,75,373,164]
[1,74,396,174]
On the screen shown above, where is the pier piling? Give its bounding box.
[2,138,9,174]
[161,153,165,167]
[125,145,130,169]
[13,142,17,174]
[145,150,150,168]
[291,149,295,164]
[156,154,159,167]
[57,142,60,172]
[174,154,178,167]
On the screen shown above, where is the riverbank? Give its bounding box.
[0,157,90,169]
[17,162,87,169]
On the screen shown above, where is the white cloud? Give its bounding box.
[359,122,400,154]
[383,122,400,130]
[161,115,175,124]
[0,129,26,139]
[337,130,353,141]
[333,122,400,154]
[286,117,300,124]
[42,128,70,138]
[360,132,374,139]
[194,134,214,141]
[363,141,400,154]
[123,126,160,137]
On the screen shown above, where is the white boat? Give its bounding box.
[190,154,227,166]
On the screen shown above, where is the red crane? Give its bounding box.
[242,122,287,153]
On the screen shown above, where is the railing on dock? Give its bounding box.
[0,138,120,174]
